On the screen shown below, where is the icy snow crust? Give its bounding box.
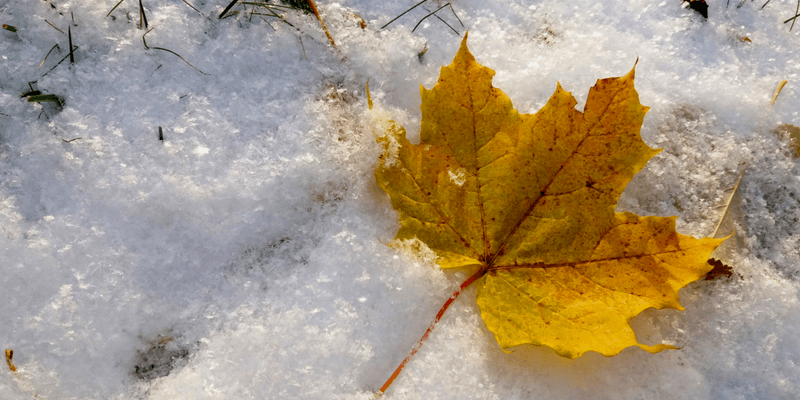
[1,0,799,398]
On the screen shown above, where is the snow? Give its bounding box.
[1,0,800,398]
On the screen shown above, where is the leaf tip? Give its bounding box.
[454,30,474,64]
[637,343,679,354]
[626,57,639,81]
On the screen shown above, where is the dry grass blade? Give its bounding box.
[182,0,205,16]
[4,349,14,372]
[27,94,62,106]
[796,0,800,30]
[45,19,66,35]
[305,0,335,47]
[20,90,42,98]
[366,79,372,110]
[139,0,149,29]
[446,3,464,27]
[712,167,746,238]
[151,47,209,75]
[381,0,427,30]
[299,36,308,61]
[107,0,125,17]
[38,43,60,70]
[142,27,154,49]
[412,2,459,35]
[41,45,78,77]
[787,0,800,30]
[219,0,239,19]
[68,26,74,63]
[141,28,208,75]
[771,80,788,104]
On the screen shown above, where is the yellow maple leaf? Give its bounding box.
[374,34,725,359]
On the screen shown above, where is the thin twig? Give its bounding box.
[712,168,746,238]
[107,0,125,18]
[381,0,427,29]
[38,44,61,70]
[412,3,459,35]
[760,0,771,10]
[45,19,66,35]
[219,0,239,19]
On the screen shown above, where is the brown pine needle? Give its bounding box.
[299,36,308,61]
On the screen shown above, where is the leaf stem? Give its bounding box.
[376,266,486,396]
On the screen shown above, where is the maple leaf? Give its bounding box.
[374,34,725,360]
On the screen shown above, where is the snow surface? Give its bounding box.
[1,0,800,398]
